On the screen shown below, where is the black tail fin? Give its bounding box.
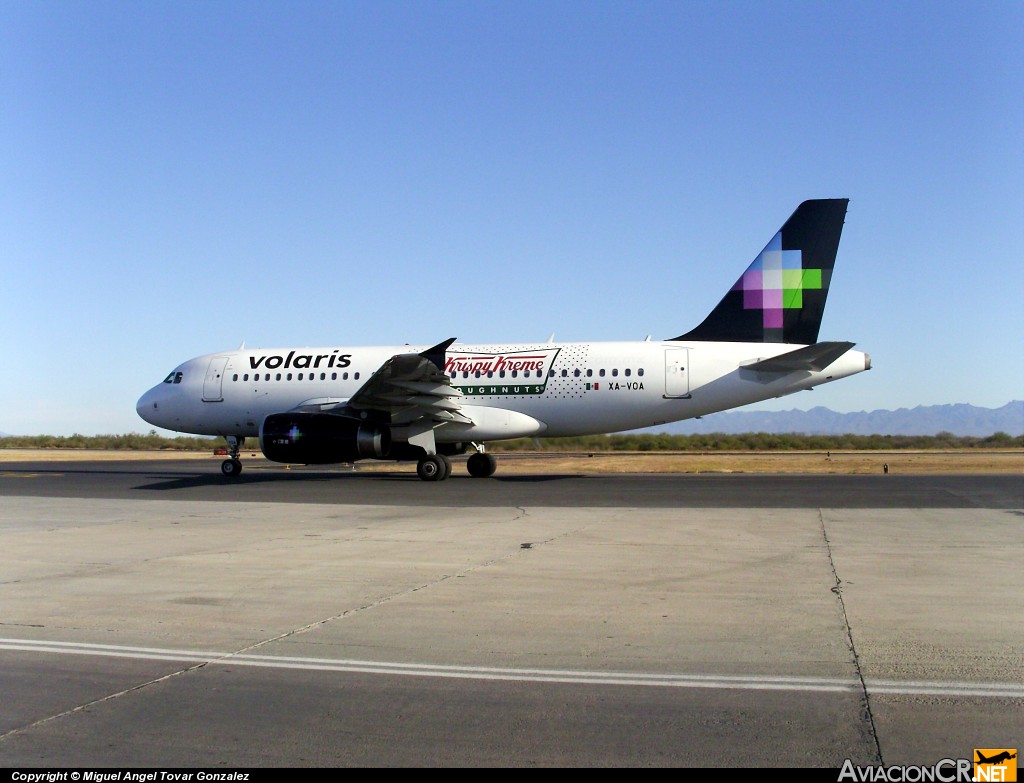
[672,199,849,344]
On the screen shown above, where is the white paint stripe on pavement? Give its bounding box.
[2,638,1020,698]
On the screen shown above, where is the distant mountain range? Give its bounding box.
[654,401,1024,437]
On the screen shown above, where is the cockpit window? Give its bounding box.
[163,371,183,384]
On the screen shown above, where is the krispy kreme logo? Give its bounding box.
[444,348,560,395]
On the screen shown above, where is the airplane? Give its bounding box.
[137,198,871,481]
[976,752,1016,765]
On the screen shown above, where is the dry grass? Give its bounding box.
[2,448,1021,474]
[487,451,1024,475]
[352,450,1023,475]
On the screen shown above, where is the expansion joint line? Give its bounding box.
[0,516,588,742]
[0,661,214,742]
[819,508,883,766]
[236,516,586,657]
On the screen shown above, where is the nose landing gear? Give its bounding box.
[221,436,244,478]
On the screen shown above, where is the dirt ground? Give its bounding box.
[1,448,1021,475]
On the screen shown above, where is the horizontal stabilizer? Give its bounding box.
[742,341,855,373]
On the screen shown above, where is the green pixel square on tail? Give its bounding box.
[781,268,823,310]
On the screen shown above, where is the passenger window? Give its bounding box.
[331,373,337,380]
[586,369,593,377]
[573,369,581,377]
[343,372,349,380]
[612,369,618,377]
[599,369,606,377]
[638,368,644,377]
[625,369,631,377]
[354,372,360,380]
[287,373,293,381]
[275,373,281,381]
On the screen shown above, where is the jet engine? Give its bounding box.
[259,413,391,464]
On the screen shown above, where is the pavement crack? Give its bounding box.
[233,517,586,657]
[819,508,883,766]
[0,516,588,743]
[0,660,218,743]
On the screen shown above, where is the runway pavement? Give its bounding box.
[0,461,1020,767]
[0,456,1021,507]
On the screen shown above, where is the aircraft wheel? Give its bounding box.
[221,458,242,478]
[417,454,450,482]
[467,452,497,478]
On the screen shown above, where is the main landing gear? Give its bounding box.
[221,436,244,478]
[414,446,497,481]
[466,451,497,478]
[416,453,452,482]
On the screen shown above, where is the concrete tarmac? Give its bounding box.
[0,461,1020,767]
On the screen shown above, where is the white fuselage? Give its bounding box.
[137,340,870,441]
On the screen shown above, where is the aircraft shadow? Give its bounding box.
[134,470,580,491]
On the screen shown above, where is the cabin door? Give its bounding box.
[203,356,230,402]
[664,348,690,398]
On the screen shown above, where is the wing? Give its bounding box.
[345,338,471,426]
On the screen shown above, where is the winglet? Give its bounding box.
[420,338,457,372]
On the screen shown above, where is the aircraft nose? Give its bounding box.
[136,387,162,426]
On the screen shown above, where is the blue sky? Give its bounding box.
[1,1,1021,436]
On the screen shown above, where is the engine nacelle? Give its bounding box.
[259,413,391,464]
